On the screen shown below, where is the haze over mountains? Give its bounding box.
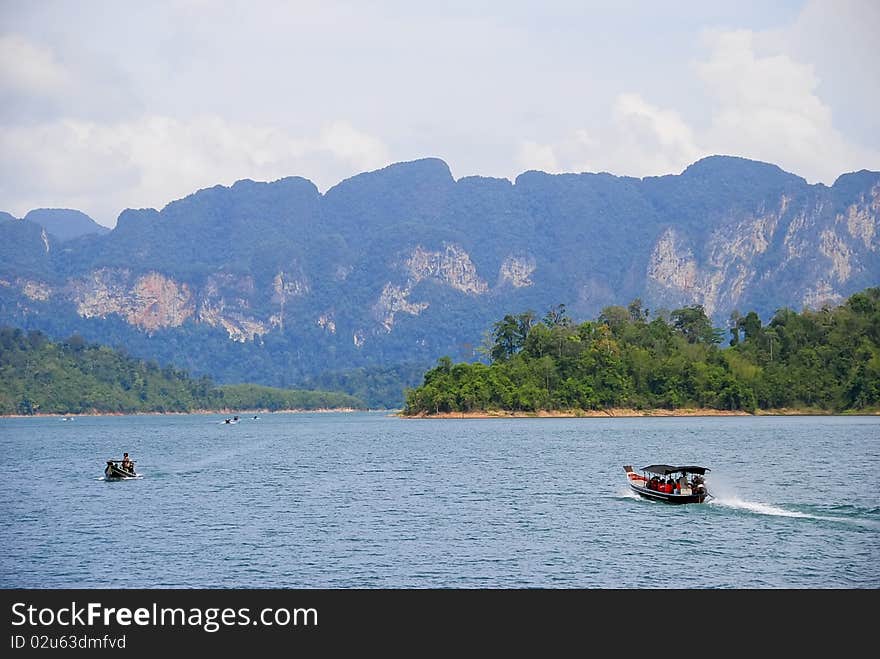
[1,155,878,405]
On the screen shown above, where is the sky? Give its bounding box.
[1,0,878,227]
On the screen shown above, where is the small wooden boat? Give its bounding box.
[624,464,710,504]
[104,459,138,480]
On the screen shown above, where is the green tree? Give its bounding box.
[490,312,535,362]
[671,305,722,344]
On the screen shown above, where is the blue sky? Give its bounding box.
[1,0,878,226]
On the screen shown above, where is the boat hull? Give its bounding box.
[629,482,707,504]
[104,464,138,480]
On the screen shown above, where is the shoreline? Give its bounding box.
[0,407,372,419]
[4,407,877,419]
[399,407,879,419]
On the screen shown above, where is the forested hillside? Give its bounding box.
[0,328,364,415]
[404,288,880,415]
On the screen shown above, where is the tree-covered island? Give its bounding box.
[403,288,880,416]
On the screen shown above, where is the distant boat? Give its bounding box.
[104,459,139,481]
[624,464,710,504]
[223,416,240,424]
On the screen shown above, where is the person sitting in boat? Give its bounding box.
[121,452,132,472]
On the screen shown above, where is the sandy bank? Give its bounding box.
[397,407,869,419]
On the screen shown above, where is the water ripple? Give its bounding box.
[0,412,878,588]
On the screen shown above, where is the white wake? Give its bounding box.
[710,495,810,518]
[710,495,880,529]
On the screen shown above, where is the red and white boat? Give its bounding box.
[624,464,710,504]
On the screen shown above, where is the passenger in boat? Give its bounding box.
[121,453,132,472]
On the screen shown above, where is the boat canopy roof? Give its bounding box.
[641,464,709,475]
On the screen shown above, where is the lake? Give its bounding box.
[0,412,877,588]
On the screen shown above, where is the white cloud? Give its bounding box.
[613,94,698,152]
[1,1,878,221]
[0,35,72,97]
[0,116,390,226]
[514,15,880,184]
[318,121,391,173]
[516,93,703,179]
[696,28,877,183]
[516,140,560,173]
[607,93,702,174]
[771,0,880,134]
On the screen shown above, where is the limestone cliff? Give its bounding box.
[646,181,879,317]
[498,254,536,288]
[405,244,488,295]
[69,269,195,332]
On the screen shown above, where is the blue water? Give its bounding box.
[0,412,877,588]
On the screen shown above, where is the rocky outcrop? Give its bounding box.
[317,312,336,334]
[405,244,488,295]
[67,268,271,340]
[22,280,51,301]
[820,229,854,283]
[69,269,195,332]
[197,272,273,342]
[801,281,843,309]
[369,243,488,332]
[121,272,194,332]
[373,283,429,332]
[198,302,270,343]
[646,228,703,309]
[647,187,878,317]
[272,270,310,302]
[498,254,535,288]
[841,184,878,250]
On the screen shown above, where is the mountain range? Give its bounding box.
[1,155,878,405]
